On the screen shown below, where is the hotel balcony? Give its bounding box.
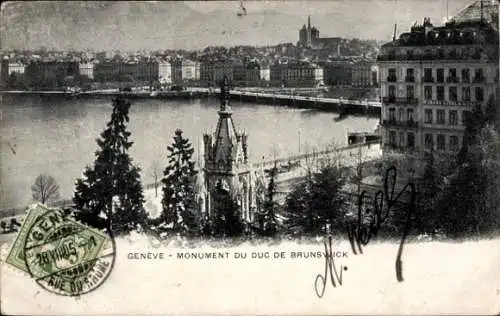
[461,77,470,83]
[422,99,477,107]
[446,76,459,83]
[405,76,415,82]
[377,52,484,62]
[422,122,465,131]
[473,75,486,83]
[422,76,434,83]
[382,119,419,128]
[382,96,419,105]
[387,75,397,82]
[382,143,419,153]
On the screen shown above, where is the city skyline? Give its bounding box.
[1,0,476,51]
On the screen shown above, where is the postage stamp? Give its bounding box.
[5,204,115,296]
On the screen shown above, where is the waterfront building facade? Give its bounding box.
[8,62,26,75]
[259,63,270,82]
[182,59,200,82]
[93,60,159,83]
[378,4,499,155]
[352,61,376,87]
[158,61,172,84]
[0,58,8,87]
[25,61,79,83]
[323,61,353,86]
[270,60,324,87]
[78,62,94,79]
[171,59,183,84]
[244,61,261,85]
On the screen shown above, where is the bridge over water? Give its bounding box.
[252,140,381,171]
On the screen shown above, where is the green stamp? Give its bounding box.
[5,204,115,296]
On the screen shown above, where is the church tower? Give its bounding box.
[201,76,255,223]
[306,15,312,46]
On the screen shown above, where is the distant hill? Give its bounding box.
[0,0,476,51]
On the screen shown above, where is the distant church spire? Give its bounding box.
[308,15,311,29]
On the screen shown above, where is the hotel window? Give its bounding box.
[407,108,414,121]
[425,133,434,150]
[461,68,470,83]
[474,68,484,82]
[388,85,396,99]
[389,107,396,121]
[388,68,397,81]
[406,85,415,99]
[449,135,459,151]
[424,86,432,100]
[425,109,433,123]
[462,111,468,125]
[398,108,404,122]
[436,68,445,82]
[475,87,484,102]
[449,110,458,125]
[406,68,414,82]
[407,132,415,149]
[449,87,457,101]
[399,132,405,146]
[462,86,471,101]
[424,68,433,82]
[437,109,445,124]
[437,134,445,150]
[437,86,445,101]
[389,131,396,145]
[448,68,457,82]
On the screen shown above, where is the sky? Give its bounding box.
[0,0,485,51]
[184,0,473,22]
[182,0,475,42]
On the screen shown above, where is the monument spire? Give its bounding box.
[219,75,232,113]
[308,15,311,29]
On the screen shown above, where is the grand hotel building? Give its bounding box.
[377,1,499,155]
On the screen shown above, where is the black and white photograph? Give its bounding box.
[0,0,499,314]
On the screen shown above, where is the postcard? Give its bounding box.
[1,0,499,315]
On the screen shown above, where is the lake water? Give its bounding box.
[0,94,379,210]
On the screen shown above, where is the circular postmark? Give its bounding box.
[22,208,115,296]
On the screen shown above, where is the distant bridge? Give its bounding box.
[230,90,381,110]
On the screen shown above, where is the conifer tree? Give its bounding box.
[459,103,486,162]
[284,165,347,236]
[160,129,199,235]
[256,160,278,236]
[485,94,498,126]
[73,97,147,234]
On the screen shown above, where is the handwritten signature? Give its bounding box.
[314,166,416,298]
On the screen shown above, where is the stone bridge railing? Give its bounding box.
[252,140,380,170]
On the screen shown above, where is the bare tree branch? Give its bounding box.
[31,174,60,205]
